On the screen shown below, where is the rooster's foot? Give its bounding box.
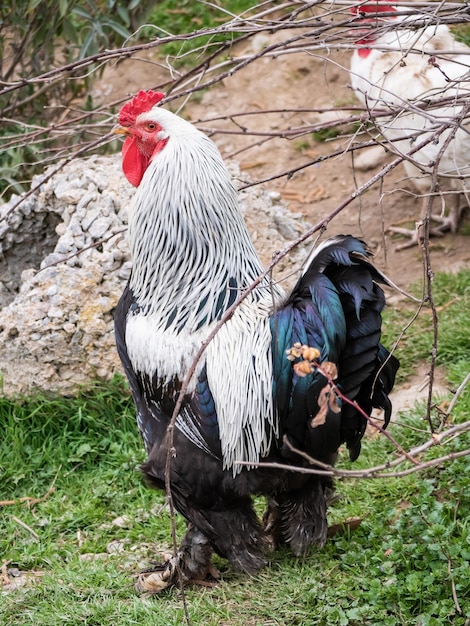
[429,211,461,235]
[135,558,178,594]
[387,225,423,250]
[135,555,220,595]
[135,524,219,595]
[387,225,445,250]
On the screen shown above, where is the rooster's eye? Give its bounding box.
[145,123,156,131]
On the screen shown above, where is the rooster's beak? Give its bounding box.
[112,125,131,136]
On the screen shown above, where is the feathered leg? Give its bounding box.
[140,434,268,591]
[208,501,268,574]
[264,479,332,556]
[139,468,268,592]
[136,498,268,595]
[176,495,268,576]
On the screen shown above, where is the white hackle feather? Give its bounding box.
[124,107,285,473]
[206,298,276,471]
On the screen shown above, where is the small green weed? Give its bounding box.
[311,127,342,143]
[452,24,470,47]
[137,0,262,62]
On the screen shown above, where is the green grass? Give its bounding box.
[381,269,470,384]
[452,24,470,47]
[1,271,469,625]
[143,0,263,61]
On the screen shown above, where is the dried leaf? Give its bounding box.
[311,402,328,428]
[321,361,338,380]
[327,517,362,537]
[294,361,314,377]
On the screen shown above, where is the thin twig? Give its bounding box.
[11,516,39,540]
[235,447,470,479]
[445,373,470,419]
[1,133,114,223]
[0,469,59,507]
[315,361,420,465]
[35,229,127,275]
[448,557,463,615]
[237,418,470,478]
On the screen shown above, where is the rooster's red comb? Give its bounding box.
[119,90,165,126]
[350,2,397,15]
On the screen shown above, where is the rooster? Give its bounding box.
[350,2,470,247]
[112,90,399,592]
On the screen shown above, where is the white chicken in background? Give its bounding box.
[349,2,470,247]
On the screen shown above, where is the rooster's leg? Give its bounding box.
[135,524,219,595]
[264,480,330,556]
[430,195,465,235]
[202,498,268,575]
[388,194,465,249]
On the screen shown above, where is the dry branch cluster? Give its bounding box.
[1,1,469,477]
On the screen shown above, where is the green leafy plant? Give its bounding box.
[143,0,260,58]
[0,0,149,198]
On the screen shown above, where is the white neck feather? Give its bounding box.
[128,111,269,325]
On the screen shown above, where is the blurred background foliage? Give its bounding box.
[0,0,255,199]
[1,0,152,196]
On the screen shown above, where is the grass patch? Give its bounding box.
[1,380,468,625]
[381,269,470,383]
[143,0,263,61]
[1,271,469,625]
